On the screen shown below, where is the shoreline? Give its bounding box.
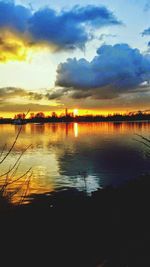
[0,118,150,125]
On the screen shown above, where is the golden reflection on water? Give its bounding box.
[74,123,79,138]
[0,122,149,204]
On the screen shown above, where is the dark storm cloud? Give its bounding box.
[0,1,121,52]
[55,44,150,99]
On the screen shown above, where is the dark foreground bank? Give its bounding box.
[1,175,150,267]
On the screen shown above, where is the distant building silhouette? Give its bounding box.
[65,108,68,117]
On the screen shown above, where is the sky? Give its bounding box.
[0,0,150,117]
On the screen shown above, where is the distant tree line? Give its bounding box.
[0,110,150,124]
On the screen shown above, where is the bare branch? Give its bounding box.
[0,144,32,178]
[19,173,32,205]
[0,143,7,160]
[0,126,22,165]
[133,138,150,149]
[7,168,32,186]
[0,109,30,165]
[135,134,150,144]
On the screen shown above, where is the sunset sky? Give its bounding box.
[0,0,150,117]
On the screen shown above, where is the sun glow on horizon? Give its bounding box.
[0,108,149,119]
[0,110,133,119]
[73,109,78,116]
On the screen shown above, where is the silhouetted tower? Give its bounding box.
[65,108,68,117]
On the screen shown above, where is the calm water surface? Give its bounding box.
[0,122,149,202]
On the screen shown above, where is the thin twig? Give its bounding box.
[135,134,150,144]
[9,163,20,180]
[0,144,32,178]
[19,173,32,205]
[133,138,150,149]
[8,171,31,201]
[7,168,32,186]
[0,143,7,160]
[0,109,30,165]
[0,110,32,205]
[0,126,22,165]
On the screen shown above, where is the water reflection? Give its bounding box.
[0,122,149,203]
[74,123,78,138]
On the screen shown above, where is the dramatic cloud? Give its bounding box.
[0,1,31,32]
[0,1,32,61]
[0,1,121,61]
[28,5,121,50]
[55,44,150,99]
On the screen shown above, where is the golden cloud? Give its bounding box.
[0,29,56,63]
[0,29,28,62]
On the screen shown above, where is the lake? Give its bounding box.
[0,122,149,203]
